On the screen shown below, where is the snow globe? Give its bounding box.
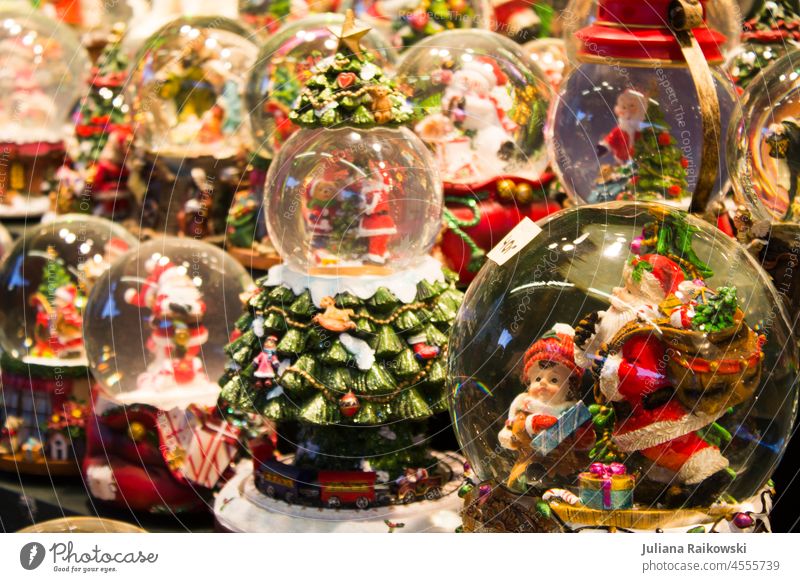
[127,15,258,237]
[247,12,396,158]
[727,48,800,338]
[395,29,556,284]
[350,0,490,52]
[240,0,343,34]
[548,0,737,212]
[448,203,797,532]
[81,236,254,513]
[0,2,90,219]
[213,13,466,532]
[0,215,135,476]
[523,37,570,90]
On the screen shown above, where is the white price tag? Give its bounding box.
[486,217,542,266]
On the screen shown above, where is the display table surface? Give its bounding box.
[214,452,466,533]
[0,471,213,532]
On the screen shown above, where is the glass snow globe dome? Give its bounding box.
[127,16,259,158]
[0,215,137,366]
[266,125,442,274]
[350,0,491,52]
[448,203,797,512]
[247,12,397,158]
[0,2,90,144]
[548,0,737,210]
[728,49,800,223]
[240,0,344,34]
[395,29,551,188]
[83,237,254,409]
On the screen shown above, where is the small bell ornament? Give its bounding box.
[548,0,737,213]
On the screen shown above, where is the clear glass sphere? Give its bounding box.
[247,13,397,158]
[729,49,800,222]
[265,126,442,272]
[127,16,259,158]
[351,0,490,51]
[395,29,551,187]
[522,37,570,90]
[547,63,737,209]
[0,3,90,144]
[83,237,254,409]
[240,0,344,34]
[561,0,742,63]
[448,203,797,509]
[0,215,137,366]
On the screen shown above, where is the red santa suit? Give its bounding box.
[600,126,638,163]
[577,254,729,485]
[358,174,397,264]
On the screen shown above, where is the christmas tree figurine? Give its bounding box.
[29,247,85,360]
[218,11,464,523]
[590,89,689,204]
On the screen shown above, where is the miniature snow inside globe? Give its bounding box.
[0,215,136,367]
[448,203,797,532]
[0,2,90,218]
[351,0,490,52]
[83,237,254,410]
[548,0,737,211]
[395,29,551,191]
[246,12,396,159]
[729,49,800,224]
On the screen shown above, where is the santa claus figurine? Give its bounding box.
[85,129,133,220]
[575,253,734,503]
[597,89,648,164]
[440,56,518,180]
[124,259,210,390]
[358,169,397,265]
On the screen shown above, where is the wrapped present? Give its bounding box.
[579,462,634,511]
[531,401,591,455]
[157,406,240,489]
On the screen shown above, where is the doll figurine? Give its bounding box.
[498,323,591,486]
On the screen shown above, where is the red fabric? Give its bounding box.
[641,433,716,473]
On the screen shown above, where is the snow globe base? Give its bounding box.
[213,451,465,533]
[82,388,216,514]
[0,353,90,476]
[461,480,774,533]
[135,152,247,239]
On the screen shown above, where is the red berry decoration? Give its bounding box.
[173,358,196,384]
[339,391,360,417]
[657,132,672,146]
[680,157,689,168]
[408,10,429,31]
[668,184,682,197]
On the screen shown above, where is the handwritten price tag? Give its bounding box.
[486,217,542,266]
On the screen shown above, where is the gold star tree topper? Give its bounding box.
[327,9,370,59]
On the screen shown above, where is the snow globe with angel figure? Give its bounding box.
[448,203,797,533]
[80,236,255,513]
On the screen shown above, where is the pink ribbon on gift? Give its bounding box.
[589,462,627,509]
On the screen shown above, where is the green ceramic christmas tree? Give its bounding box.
[219,11,462,490]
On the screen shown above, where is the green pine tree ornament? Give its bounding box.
[74,24,130,165]
[289,10,413,129]
[631,100,689,201]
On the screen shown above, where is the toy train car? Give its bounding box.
[253,457,443,509]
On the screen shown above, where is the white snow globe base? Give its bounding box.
[214,451,466,533]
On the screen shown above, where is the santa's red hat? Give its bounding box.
[522,323,581,382]
[123,259,174,309]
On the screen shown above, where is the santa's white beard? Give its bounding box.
[617,117,642,140]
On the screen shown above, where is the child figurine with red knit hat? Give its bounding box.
[499,323,592,487]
